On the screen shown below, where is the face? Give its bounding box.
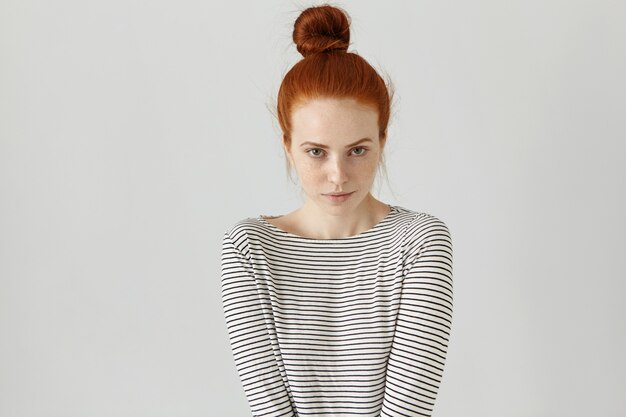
[286,97,384,216]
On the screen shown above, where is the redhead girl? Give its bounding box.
[221,5,453,416]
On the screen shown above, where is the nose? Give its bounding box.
[327,156,348,186]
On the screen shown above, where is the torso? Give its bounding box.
[222,205,454,415]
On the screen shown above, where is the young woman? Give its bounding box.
[221,5,453,416]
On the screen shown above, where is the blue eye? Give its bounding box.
[351,146,367,156]
[307,148,325,157]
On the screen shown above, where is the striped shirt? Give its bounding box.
[221,205,453,417]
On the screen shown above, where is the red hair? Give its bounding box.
[277,4,393,149]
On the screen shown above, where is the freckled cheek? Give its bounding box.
[356,159,379,180]
[293,163,323,187]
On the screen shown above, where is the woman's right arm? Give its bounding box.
[221,232,296,417]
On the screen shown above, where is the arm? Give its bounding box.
[221,232,296,417]
[380,216,453,417]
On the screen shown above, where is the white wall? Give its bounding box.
[1,0,624,416]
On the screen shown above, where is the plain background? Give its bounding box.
[1,0,625,416]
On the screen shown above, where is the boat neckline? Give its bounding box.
[257,205,398,242]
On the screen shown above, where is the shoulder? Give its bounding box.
[223,217,263,239]
[392,208,453,272]
[222,217,263,250]
[392,206,452,244]
[222,215,282,250]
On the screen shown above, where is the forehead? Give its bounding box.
[291,97,379,145]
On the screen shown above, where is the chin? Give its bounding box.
[316,193,366,215]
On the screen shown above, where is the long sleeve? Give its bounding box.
[221,232,296,417]
[379,216,453,417]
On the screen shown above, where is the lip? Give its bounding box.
[323,191,355,203]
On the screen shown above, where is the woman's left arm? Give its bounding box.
[380,216,453,417]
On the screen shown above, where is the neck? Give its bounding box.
[297,194,388,239]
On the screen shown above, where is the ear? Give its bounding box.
[283,143,294,168]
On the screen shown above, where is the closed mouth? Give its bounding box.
[325,192,353,196]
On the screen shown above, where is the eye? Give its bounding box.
[351,146,367,156]
[306,148,325,158]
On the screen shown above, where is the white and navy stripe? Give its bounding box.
[221,206,453,416]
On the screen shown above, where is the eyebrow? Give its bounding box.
[299,138,373,149]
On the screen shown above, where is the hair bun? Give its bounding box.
[293,5,350,58]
